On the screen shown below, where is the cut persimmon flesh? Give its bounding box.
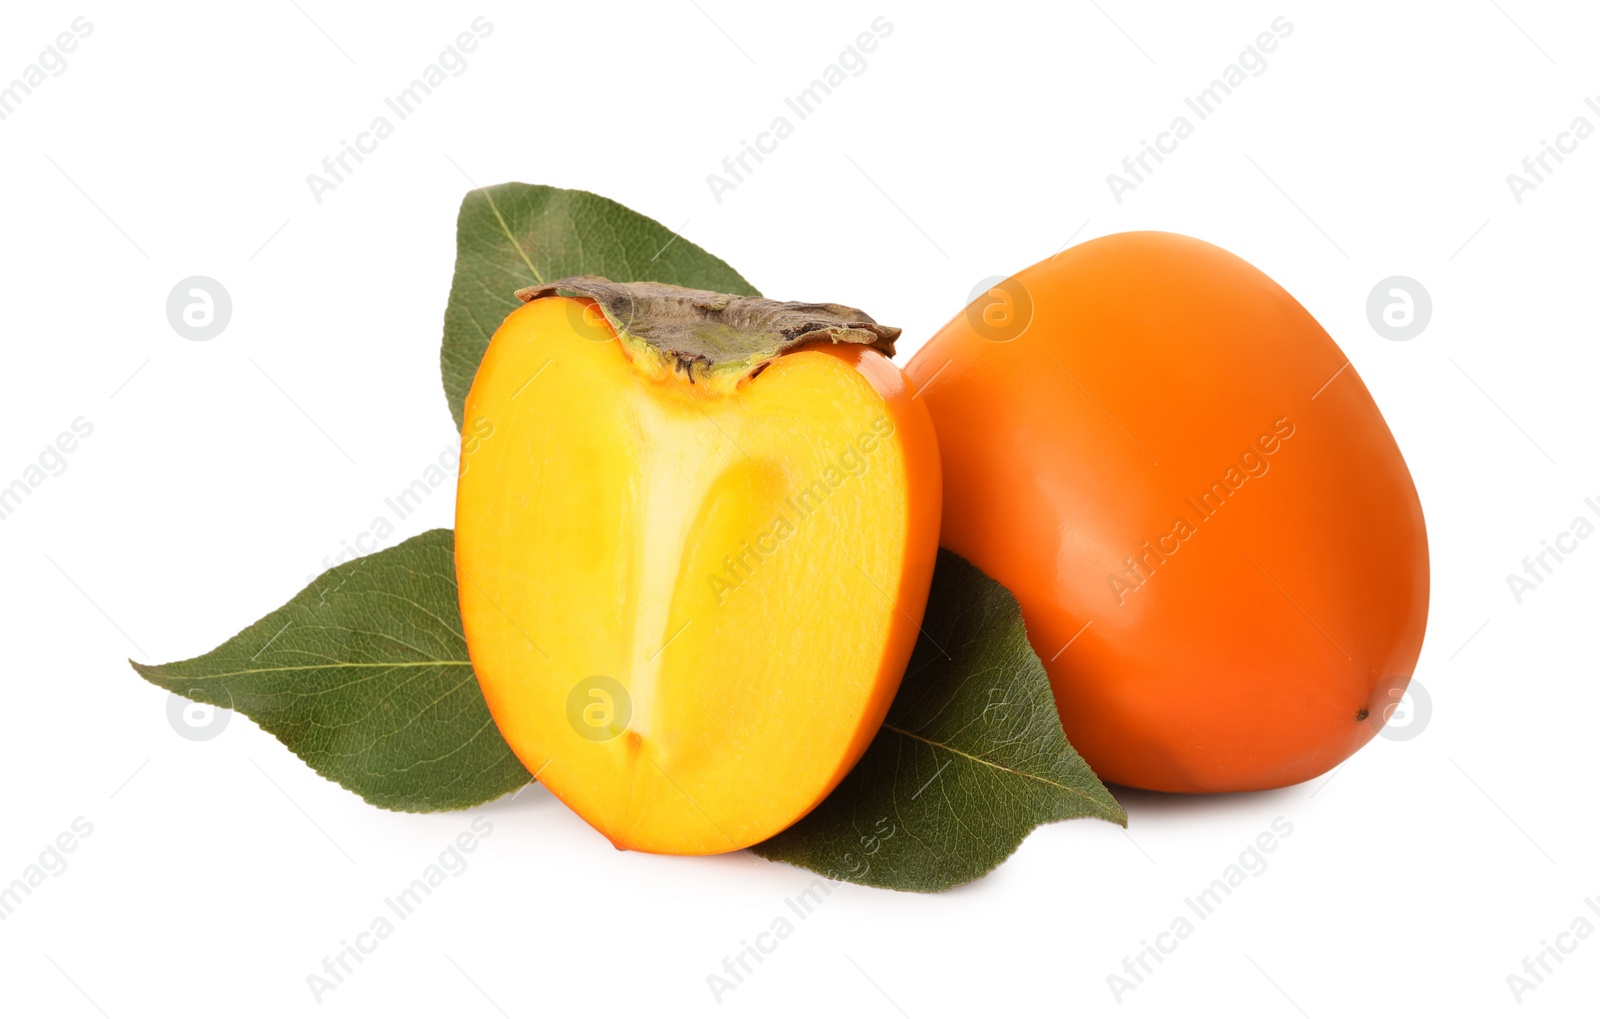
[455,279,940,855]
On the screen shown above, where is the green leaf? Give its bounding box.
[131,529,531,812]
[753,550,1126,892]
[440,183,761,428]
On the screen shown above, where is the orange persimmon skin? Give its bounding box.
[906,232,1429,793]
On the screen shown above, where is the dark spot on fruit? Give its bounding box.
[1356,707,1369,721]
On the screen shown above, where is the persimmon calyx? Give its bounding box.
[515,276,900,390]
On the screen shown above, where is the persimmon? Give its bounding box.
[455,278,940,853]
[907,232,1429,793]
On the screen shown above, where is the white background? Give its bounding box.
[2,1,1596,1015]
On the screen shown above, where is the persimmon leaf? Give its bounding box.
[130,529,531,812]
[440,182,760,428]
[753,550,1126,892]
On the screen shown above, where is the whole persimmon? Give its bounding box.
[456,278,941,853]
[907,233,1429,793]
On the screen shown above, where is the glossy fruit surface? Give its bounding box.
[907,232,1429,793]
[457,286,940,852]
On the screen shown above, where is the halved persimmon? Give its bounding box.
[455,279,940,854]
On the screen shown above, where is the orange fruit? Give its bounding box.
[907,233,1429,792]
[457,279,941,851]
